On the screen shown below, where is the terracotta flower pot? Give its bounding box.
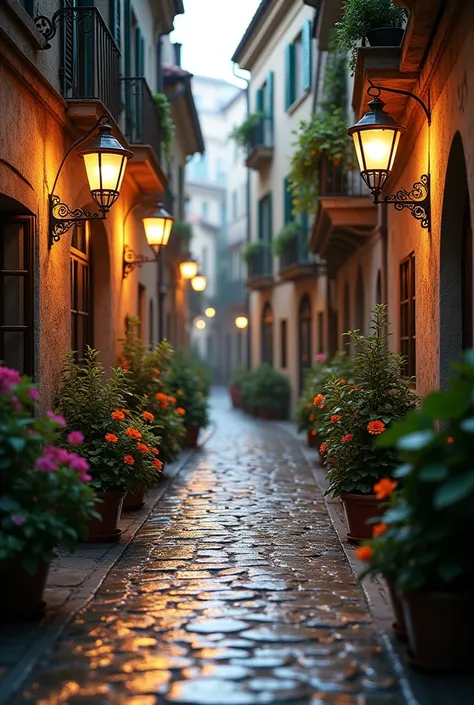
[384,574,407,639]
[0,560,49,620]
[184,426,200,448]
[307,430,317,448]
[366,27,405,48]
[258,407,284,420]
[86,491,126,541]
[402,589,474,673]
[340,492,382,544]
[230,386,240,408]
[122,489,146,511]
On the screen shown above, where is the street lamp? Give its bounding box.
[235,316,248,329]
[123,200,174,277]
[205,307,216,318]
[348,84,432,230]
[196,319,206,330]
[191,272,207,292]
[49,116,132,246]
[179,256,199,280]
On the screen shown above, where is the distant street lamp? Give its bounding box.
[205,307,216,318]
[179,255,199,280]
[191,272,207,292]
[196,319,206,330]
[235,316,248,329]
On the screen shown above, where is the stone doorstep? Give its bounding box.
[278,421,474,705]
[0,424,215,705]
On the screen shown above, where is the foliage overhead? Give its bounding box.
[153,92,175,165]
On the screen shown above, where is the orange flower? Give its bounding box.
[154,458,163,471]
[313,394,324,407]
[111,410,125,421]
[331,414,341,423]
[121,360,130,371]
[367,420,386,435]
[154,369,160,376]
[320,403,326,409]
[339,378,346,384]
[121,409,130,415]
[342,433,353,443]
[446,436,455,444]
[137,442,150,454]
[373,478,397,500]
[151,447,159,456]
[373,523,388,538]
[105,433,118,443]
[125,428,141,440]
[169,396,177,404]
[176,407,186,416]
[142,411,154,422]
[156,392,168,408]
[320,442,328,453]
[124,455,135,465]
[309,414,314,422]
[355,545,373,561]
[311,429,317,436]
[177,389,184,396]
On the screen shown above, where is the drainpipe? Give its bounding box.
[233,63,252,371]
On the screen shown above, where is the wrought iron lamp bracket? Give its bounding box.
[123,244,158,278]
[34,7,95,49]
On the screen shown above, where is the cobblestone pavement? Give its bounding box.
[14,391,404,705]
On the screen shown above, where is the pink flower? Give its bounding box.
[44,446,70,465]
[0,366,22,390]
[28,388,39,401]
[67,453,90,475]
[47,411,66,426]
[67,431,84,445]
[11,514,25,526]
[314,353,327,363]
[80,473,92,482]
[35,455,58,472]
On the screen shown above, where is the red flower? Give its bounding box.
[142,411,154,422]
[373,478,397,500]
[313,394,324,407]
[446,436,455,444]
[331,414,341,423]
[124,455,134,465]
[125,428,141,440]
[137,442,150,454]
[367,420,386,435]
[341,434,353,443]
[154,459,163,471]
[320,442,328,454]
[355,546,373,561]
[176,407,186,416]
[111,410,125,421]
[373,523,388,538]
[151,447,159,456]
[105,433,118,443]
[311,429,317,436]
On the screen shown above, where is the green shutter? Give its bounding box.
[302,20,312,92]
[135,27,145,77]
[110,0,121,47]
[284,44,296,110]
[284,177,295,224]
[267,192,273,243]
[124,0,131,76]
[255,88,264,113]
[258,199,263,241]
[265,71,274,143]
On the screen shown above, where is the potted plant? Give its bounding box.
[229,112,265,151]
[171,220,193,255]
[229,365,249,408]
[321,305,417,543]
[0,366,97,619]
[241,240,265,264]
[336,0,408,72]
[167,357,210,448]
[359,350,474,671]
[272,222,300,257]
[56,348,162,538]
[243,364,291,420]
[153,92,175,165]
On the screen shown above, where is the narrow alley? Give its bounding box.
[14,392,402,705]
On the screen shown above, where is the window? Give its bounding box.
[202,201,209,219]
[255,72,274,146]
[261,303,273,365]
[285,20,312,110]
[18,0,34,16]
[232,190,238,220]
[70,225,92,362]
[317,311,324,354]
[294,33,303,102]
[0,214,34,376]
[400,253,416,379]
[149,299,154,346]
[280,319,287,368]
[258,194,272,243]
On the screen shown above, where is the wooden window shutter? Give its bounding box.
[124,0,131,76]
[284,44,296,110]
[284,177,295,224]
[265,71,274,141]
[135,27,145,77]
[110,0,121,47]
[255,88,264,113]
[267,192,273,242]
[302,19,312,92]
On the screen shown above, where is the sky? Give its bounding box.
[171,0,261,86]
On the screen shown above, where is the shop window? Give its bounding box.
[400,253,416,379]
[0,215,34,376]
[280,319,287,368]
[70,225,92,362]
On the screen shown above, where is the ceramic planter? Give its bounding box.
[122,489,146,511]
[366,27,405,48]
[0,560,49,620]
[340,492,381,544]
[402,589,474,672]
[184,426,200,447]
[86,491,126,542]
[384,574,407,640]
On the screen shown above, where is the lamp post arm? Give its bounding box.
[368,82,431,125]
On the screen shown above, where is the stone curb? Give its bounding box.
[0,424,216,705]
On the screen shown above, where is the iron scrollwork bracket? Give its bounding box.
[49,195,105,247]
[383,174,431,230]
[34,8,94,48]
[123,244,157,278]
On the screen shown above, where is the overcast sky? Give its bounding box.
[171,0,261,86]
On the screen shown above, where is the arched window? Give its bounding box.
[70,225,92,362]
[261,302,273,365]
[298,294,312,393]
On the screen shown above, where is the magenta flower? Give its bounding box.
[11,514,25,527]
[35,455,58,472]
[28,388,39,401]
[67,431,84,445]
[0,366,22,390]
[47,411,66,426]
[314,353,327,363]
[80,472,92,482]
[68,453,90,474]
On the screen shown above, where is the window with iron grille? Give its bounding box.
[70,226,92,362]
[400,253,416,379]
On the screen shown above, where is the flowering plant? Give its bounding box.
[0,367,96,574]
[357,351,474,591]
[55,348,162,493]
[167,358,210,430]
[240,364,290,417]
[118,316,185,464]
[322,305,417,497]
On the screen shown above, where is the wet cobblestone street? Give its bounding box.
[14,392,403,705]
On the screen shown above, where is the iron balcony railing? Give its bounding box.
[119,78,162,160]
[318,150,367,197]
[247,243,273,279]
[60,7,120,119]
[248,117,274,151]
[279,228,314,270]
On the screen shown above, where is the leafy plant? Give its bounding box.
[167,354,210,430]
[272,222,300,256]
[229,365,250,392]
[321,304,418,497]
[171,220,193,254]
[173,347,212,396]
[153,92,175,165]
[241,241,265,263]
[56,348,162,493]
[229,112,264,151]
[357,350,474,591]
[0,367,97,574]
[240,364,291,416]
[118,316,185,465]
[336,0,408,72]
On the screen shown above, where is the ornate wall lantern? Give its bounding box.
[191,272,207,292]
[123,200,174,278]
[179,256,199,280]
[348,84,431,230]
[50,116,132,246]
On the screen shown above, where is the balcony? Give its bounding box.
[311,153,377,275]
[279,228,318,281]
[246,244,273,291]
[246,118,274,171]
[60,7,120,126]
